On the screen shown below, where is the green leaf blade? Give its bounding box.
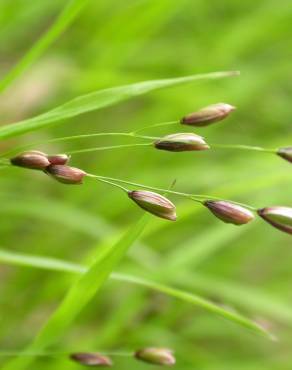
[0,71,239,141]
[0,0,88,94]
[0,245,273,346]
[1,216,148,370]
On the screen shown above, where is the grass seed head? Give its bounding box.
[10,150,50,170]
[181,103,235,127]
[277,147,292,163]
[70,352,113,367]
[135,347,176,366]
[128,190,177,221]
[257,207,292,234]
[46,164,86,184]
[204,200,254,225]
[154,133,209,152]
[47,154,70,165]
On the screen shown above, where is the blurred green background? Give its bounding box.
[0,0,292,369]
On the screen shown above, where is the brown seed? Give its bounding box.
[181,103,235,127]
[128,190,177,221]
[10,151,50,170]
[70,352,112,367]
[48,154,70,165]
[46,164,86,184]
[135,348,176,366]
[154,133,209,152]
[257,207,292,235]
[204,200,254,225]
[277,147,292,163]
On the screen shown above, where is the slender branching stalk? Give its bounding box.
[0,132,157,158]
[86,173,256,210]
[210,143,277,154]
[67,142,153,155]
[0,130,279,158]
[0,351,132,358]
[131,120,179,134]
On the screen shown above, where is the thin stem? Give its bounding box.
[46,132,158,143]
[88,173,197,199]
[0,350,133,358]
[0,132,157,158]
[0,158,10,171]
[86,174,129,192]
[211,143,277,154]
[0,0,88,94]
[131,120,179,134]
[0,129,278,159]
[87,173,256,210]
[67,142,153,155]
[0,158,10,165]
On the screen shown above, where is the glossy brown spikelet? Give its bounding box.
[10,150,50,170]
[181,103,235,127]
[204,200,254,225]
[135,348,176,366]
[277,147,292,163]
[154,133,209,152]
[70,352,112,367]
[48,154,70,165]
[46,164,86,184]
[258,207,292,235]
[128,190,177,221]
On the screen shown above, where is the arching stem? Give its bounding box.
[131,120,178,134]
[211,143,277,154]
[87,173,256,210]
[67,142,153,155]
[0,350,133,358]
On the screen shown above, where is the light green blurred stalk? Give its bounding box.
[0,0,88,94]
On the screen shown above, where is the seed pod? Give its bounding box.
[181,103,235,127]
[46,164,86,184]
[154,133,209,152]
[277,147,292,163]
[257,207,292,235]
[70,352,112,367]
[204,200,254,225]
[128,190,177,221]
[135,348,175,366]
[48,154,70,165]
[10,150,50,170]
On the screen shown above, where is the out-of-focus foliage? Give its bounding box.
[0,1,292,369]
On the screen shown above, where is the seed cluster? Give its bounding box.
[10,151,86,184]
[70,347,175,367]
[7,102,292,235]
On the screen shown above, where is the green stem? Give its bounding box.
[88,173,197,199]
[0,132,157,158]
[0,158,10,165]
[0,350,133,358]
[0,131,278,159]
[86,174,129,193]
[131,120,178,134]
[211,143,277,154]
[45,132,157,143]
[0,0,88,94]
[67,142,153,155]
[87,173,256,210]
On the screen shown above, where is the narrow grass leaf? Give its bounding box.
[182,271,292,326]
[0,0,88,93]
[113,273,272,340]
[0,247,272,340]
[0,71,239,140]
[2,216,148,370]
